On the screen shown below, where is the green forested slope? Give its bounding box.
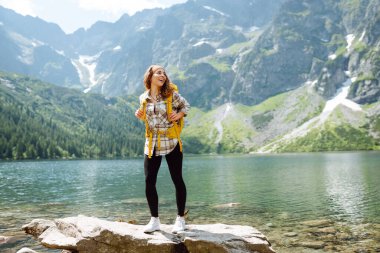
[0,72,144,159]
[182,85,380,154]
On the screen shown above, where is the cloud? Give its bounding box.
[0,0,37,16]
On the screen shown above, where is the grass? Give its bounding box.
[207,58,231,73]
[182,107,219,153]
[251,91,289,112]
[277,122,377,152]
[353,40,367,53]
[339,0,361,11]
[167,65,187,81]
[362,101,380,110]
[180,84,379,154]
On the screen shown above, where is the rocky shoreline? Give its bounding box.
[1,216,379,252]
[19,215,276,253]
[260,219,380,253]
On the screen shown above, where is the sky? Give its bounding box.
[0,0,187,34]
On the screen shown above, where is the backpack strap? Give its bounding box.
[166,93,183,152]
[140,99,154,158]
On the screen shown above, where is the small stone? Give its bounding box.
[324,245,338,251]
[213,202,241,208]
[16,248,39,253]
[297,241,326,249]
[316,227,337,234]
[0,235,9,244]
[319,234,336,242]
[22,219,56,237]
[127,219,137,224]
[278,212,289,219]
[283,232,298,237]
[266,223,275,228]
[337,232,352,241]
[301,219,332,228]
[354,248,370,253]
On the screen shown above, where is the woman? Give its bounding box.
[135,65,190,233]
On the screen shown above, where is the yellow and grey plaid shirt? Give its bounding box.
[140,91,190,156]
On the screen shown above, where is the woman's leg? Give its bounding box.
[165,144,187,216]
[144,150,162,217]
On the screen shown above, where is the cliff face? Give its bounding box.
[1,0,379,108]
[232,0,380,106]
[1,1,379,154]
[345,0,380,104]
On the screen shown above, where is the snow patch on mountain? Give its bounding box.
[80,55,97,86]
[9,32,44,65]
[203,6,229,17]
[193,39,209,47]
[249,26,260,32]
[234,26,243,32]
[346,34,355,49]
[257,76,362,153]
[71,53,111,93]
[55,50,65,56]
[346,34,355,54]
[214,103,233,144]
[359,31,366,42]
[0,78,15,90]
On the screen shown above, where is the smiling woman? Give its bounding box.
[135,65,190,234]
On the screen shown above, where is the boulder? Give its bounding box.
[22,215,276,253]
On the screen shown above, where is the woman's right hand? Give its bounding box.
[135,109,144,119]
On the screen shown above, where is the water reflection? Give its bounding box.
[1,152,379,252]
[211,156,238,204]
[323,153,365,221]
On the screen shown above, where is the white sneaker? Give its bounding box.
[143,217,160,233]
[172,216,186,234]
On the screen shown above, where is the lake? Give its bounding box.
[1,152,379,252]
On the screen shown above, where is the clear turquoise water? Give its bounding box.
[1,152,379,252]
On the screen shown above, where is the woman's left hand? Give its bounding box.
[169,111,185,122]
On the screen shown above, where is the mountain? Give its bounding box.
[0,0,286,108]
[0,6,80,88]
[181,0,380,153]
[182,82,380,154]
[0,71,144,159]
[232,0,380,106]
[0,0,379,156]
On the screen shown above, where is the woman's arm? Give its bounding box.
[169,92,190,121]
[173,92,190,115]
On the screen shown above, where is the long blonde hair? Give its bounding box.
[143,65,174,98]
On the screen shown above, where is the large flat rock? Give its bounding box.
[22,215,276,253]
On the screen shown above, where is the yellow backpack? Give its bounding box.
[141,83,184,158]
[167,83,184,135]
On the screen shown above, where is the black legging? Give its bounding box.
[144,144,187,217]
